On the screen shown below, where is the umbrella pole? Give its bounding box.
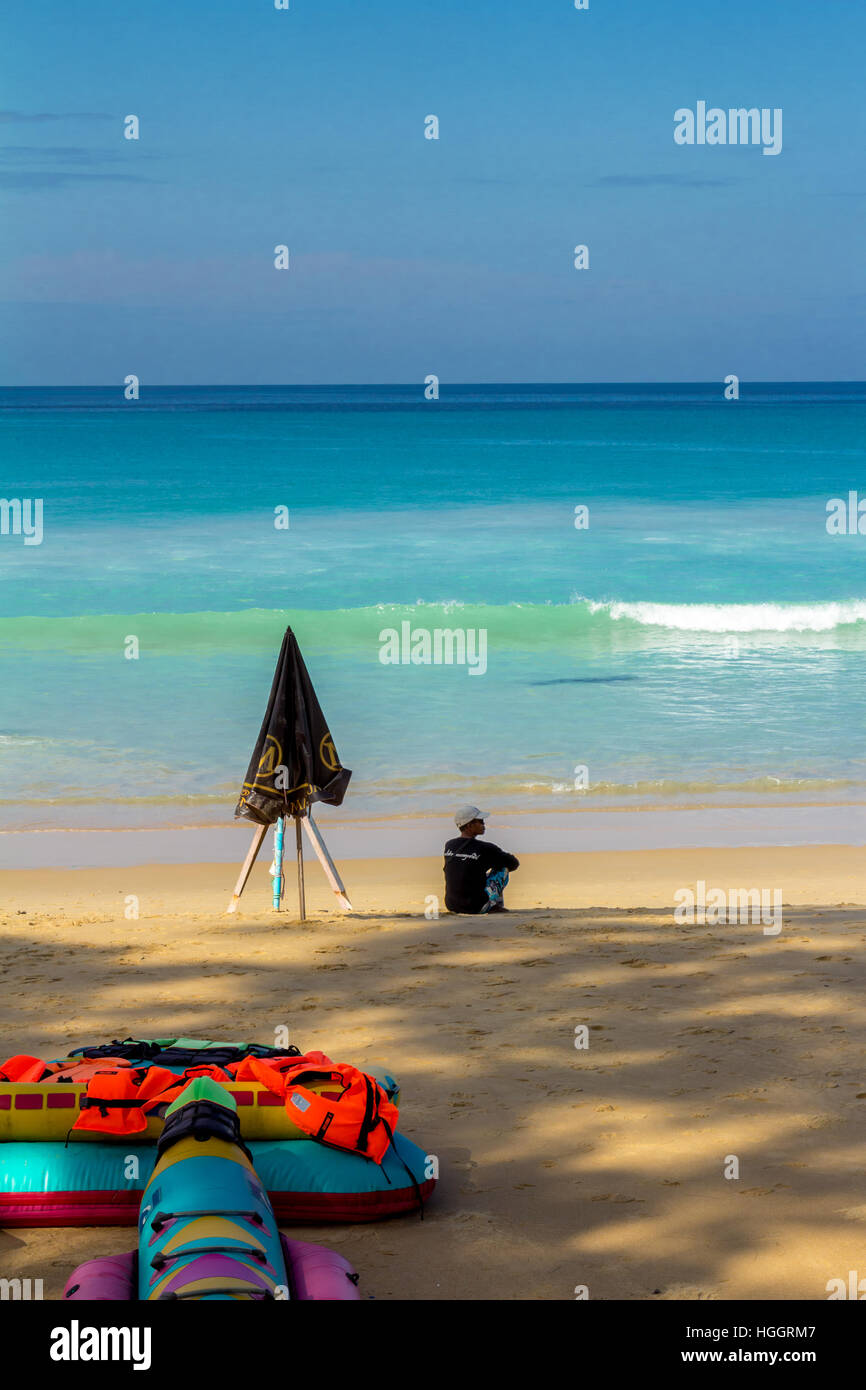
[295,815,306,921]
[272,816,285,911]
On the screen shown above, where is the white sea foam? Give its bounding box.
[588,599,866,633]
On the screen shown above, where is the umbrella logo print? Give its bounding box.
[253,734,283,787]
[319,732,340,772]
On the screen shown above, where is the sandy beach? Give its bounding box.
[1,844,864,1302]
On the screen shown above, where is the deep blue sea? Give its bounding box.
[1,383,864,834]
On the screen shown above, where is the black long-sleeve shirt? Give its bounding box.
[443,837,519,914]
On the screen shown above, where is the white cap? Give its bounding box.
[454,804,488,828]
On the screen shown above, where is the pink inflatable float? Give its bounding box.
[64,1235,361,1302]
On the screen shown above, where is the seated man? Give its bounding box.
[443,805,520,915]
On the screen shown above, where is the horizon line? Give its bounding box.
[1,379,865,390]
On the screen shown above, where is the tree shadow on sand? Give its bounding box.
[1,902,864,1300]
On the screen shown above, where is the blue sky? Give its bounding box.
[0,0,863,383]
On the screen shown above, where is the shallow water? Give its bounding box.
[1,384,864,837]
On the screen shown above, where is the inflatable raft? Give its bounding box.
[0,1131,432,1226]
[64,1078,361,1301]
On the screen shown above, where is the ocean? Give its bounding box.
[1,384,865,856]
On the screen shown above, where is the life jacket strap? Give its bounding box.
[78,1096,152,1110]
[356,1072,380,1155]
[381,1120,425,1218]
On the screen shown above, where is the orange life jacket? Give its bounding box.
[227,1051,333,1088]
[0,1054,49,1083]
[72,1065,184,1135]
[43,1058,136,1083]
[234,1056,399,1163]
[287,1065,399,1164]
[0,1055,139,1085]
[71,1061,244,1134]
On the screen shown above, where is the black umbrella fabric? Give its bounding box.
[235,627,351,825]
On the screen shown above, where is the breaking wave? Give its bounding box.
[590,598,866,633]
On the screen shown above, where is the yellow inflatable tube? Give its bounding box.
[0,1066,399,1144]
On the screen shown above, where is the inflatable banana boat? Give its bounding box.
[0,1037,435,1227]
[64,1078,360,1301]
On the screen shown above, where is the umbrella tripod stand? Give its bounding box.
[226,809,352,918]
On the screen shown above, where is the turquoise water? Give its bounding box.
[1,384,864,833]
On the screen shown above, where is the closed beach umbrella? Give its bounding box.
[228,627,352,917]
[235,626,351,824]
